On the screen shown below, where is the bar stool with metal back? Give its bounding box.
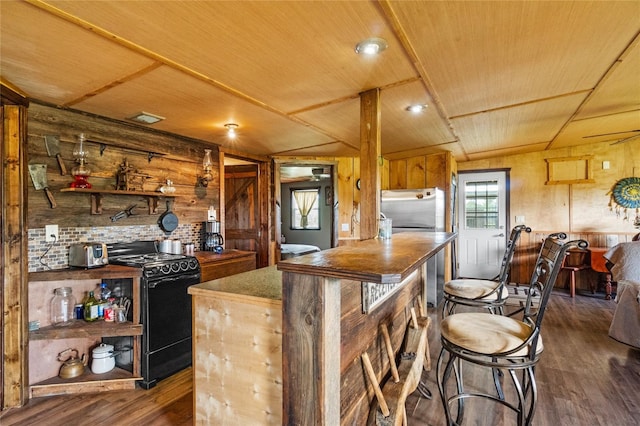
[442,224,531,317]
[437,233,588,426]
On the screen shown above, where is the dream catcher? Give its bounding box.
[607,177,640,228]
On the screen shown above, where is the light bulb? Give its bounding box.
[406,104,428,113]
[224,123,238,139]
[355,38,388,55]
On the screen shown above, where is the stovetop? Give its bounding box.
[107,241,200,280]
[110,253,188,265]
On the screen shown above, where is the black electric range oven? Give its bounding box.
[106,241,200,389]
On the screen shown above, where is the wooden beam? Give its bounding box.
[273,160,282,265]
[359,88,382,240]
[282,272,341,425]
[257,161,270,268]
[2,103,29,408]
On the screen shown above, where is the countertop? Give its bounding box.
[194,249,256,263]
[277,231,456,284]
[29,251,255,281]
[188,265,281,301]
[188,233,456,301]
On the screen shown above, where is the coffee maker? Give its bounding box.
[203,221,224,253]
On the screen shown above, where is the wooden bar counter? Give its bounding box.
[278,231,455,425]
[188,232,454,425]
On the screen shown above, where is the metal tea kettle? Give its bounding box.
[57,348,87,379]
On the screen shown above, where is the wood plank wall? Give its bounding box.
[27,102,220,229]
[456,137,640,288]
[339,276,422,425]
[457,139,640,234]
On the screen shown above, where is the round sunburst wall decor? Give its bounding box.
[608,177,640,224]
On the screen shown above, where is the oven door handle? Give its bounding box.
[147,272,201,288]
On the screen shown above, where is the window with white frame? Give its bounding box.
[464,180,499,229]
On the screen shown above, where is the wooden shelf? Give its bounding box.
[28,266,143,398]
[30,321,142,340]
[30,367,141,398]
[60,188,175,215]
[29,264,142,281]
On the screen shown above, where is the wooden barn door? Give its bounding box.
[224,164,261,263]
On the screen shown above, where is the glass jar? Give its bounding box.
[378,218,392,240]
[50,287,77,327]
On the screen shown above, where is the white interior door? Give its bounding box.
[457,171,508,279]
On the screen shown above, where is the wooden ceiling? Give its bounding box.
[2,1,639,161]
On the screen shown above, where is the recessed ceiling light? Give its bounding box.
[406,104,428,113]
[224,123,239,139]
[128,112,165,124]
[355,37,388,55]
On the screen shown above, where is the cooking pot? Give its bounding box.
[159,239,172,253]
[58,348,87,379]
[91,343,116,374]
[158,200,178,232]
[115,344,133,366]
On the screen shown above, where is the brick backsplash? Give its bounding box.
[28,223,203,272]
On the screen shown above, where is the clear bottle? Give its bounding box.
[99,282,112,301]
[50,287,76,327]
[97,282,112,318]
[84,291,99,322]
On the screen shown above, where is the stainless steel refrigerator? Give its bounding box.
[381,188,445,307]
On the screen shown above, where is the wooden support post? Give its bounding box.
[359,88,381,240]
[282,272,341,425]
[2,102,30,408]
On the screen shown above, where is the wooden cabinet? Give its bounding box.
[28,265,143,398]
[188,266,283,424]
[195,250,256,282]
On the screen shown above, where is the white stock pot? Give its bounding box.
[91,343,116,374]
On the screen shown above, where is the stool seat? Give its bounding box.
[444,278,510,300]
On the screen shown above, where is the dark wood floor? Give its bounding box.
[2,289,639,425]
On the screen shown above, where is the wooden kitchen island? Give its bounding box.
[188,232,455,425]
